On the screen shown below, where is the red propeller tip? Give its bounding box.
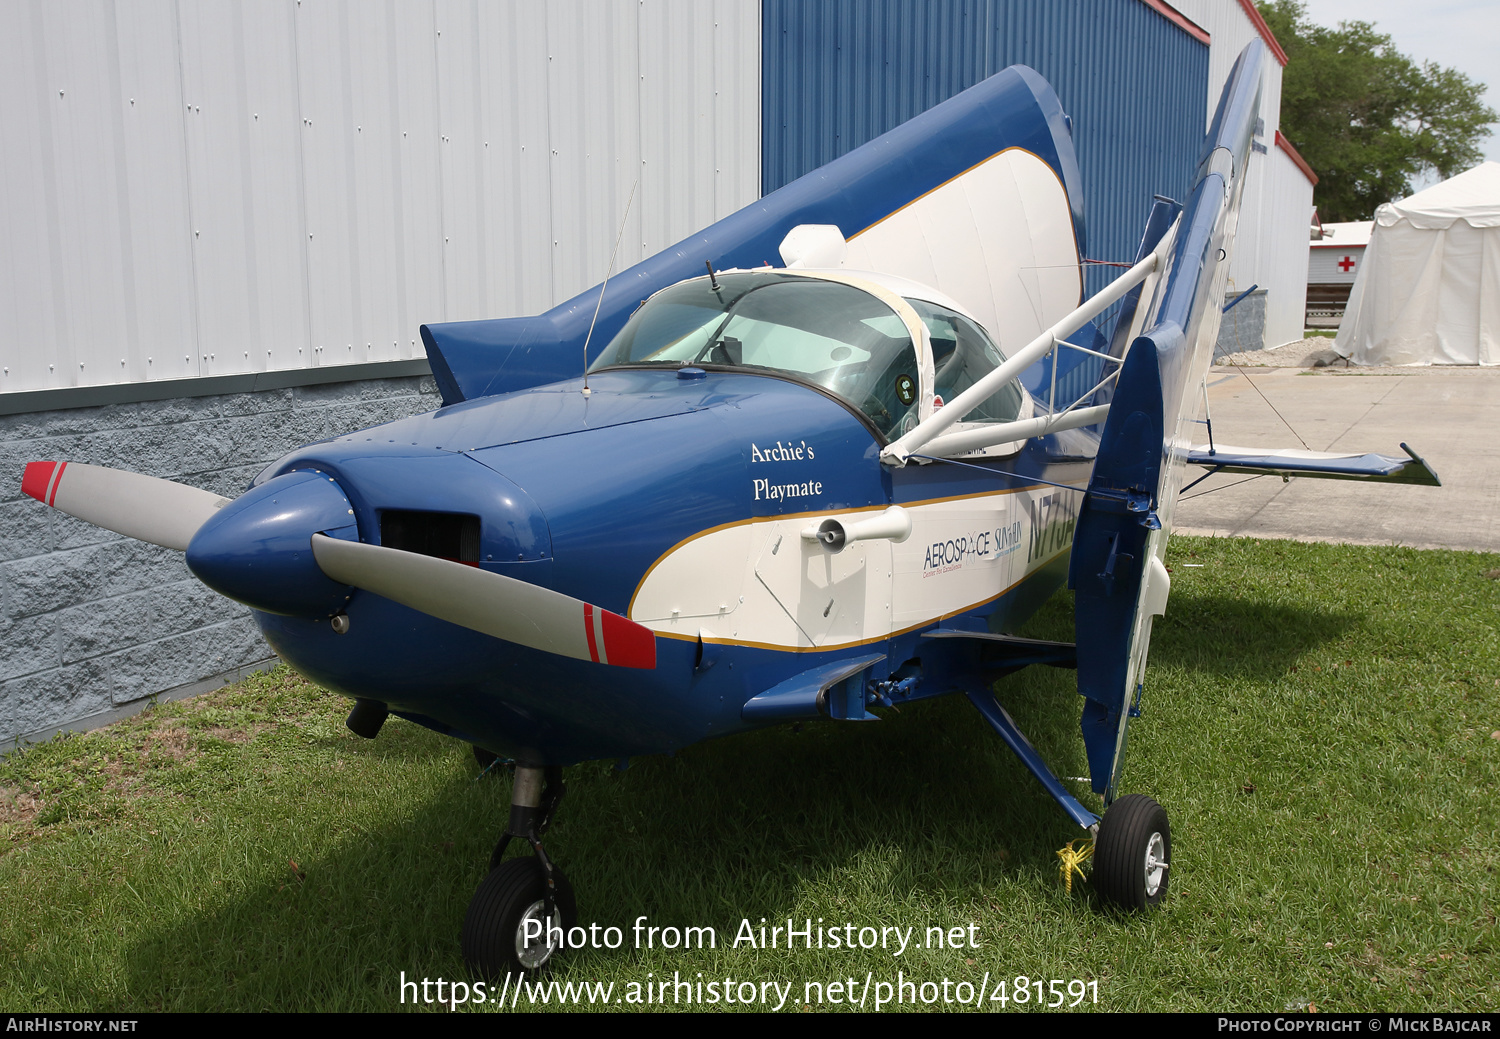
[21,461,63,505]
[584,604,657,669]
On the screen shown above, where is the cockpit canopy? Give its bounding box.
[590,271,1025,443]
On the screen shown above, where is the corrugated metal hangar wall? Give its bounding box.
[1,0,1311,745]
[762,0,1312,344]
[0,0,760,396]
[762,0,1210,298]
[1177,0,1313,353]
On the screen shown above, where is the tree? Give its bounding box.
[1258,0,1496,222]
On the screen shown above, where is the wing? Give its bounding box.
[1184,442,1440,486]
[1070,41,1267,803]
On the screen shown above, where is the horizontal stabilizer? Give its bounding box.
[740,653,884,722]
[1186,442,1440,486]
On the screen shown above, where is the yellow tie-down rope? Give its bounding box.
[1056,838,1095,894]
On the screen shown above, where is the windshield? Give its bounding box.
[591,273,921,437]
[908,298,1024,425]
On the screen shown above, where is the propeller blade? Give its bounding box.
[310,534,656,669]
[22,461,231,552]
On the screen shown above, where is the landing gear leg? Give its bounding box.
[462,765,575,979]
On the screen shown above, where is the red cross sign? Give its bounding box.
[1338,255,1356,272]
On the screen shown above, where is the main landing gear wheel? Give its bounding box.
[1093,794,1170,910]
[462,856,577,979]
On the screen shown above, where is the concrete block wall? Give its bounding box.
[1214,288,1268,358]
[0,374,443,745]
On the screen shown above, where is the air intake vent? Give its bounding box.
[380,510,480,565]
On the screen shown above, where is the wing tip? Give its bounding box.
[1400,443,1442,487]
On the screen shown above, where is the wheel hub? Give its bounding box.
[1143,831,1168,897]
[514,898,564,970]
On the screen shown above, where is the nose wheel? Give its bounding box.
[463,765,574,979]
[1093,794,1170,909]
[462,856,577,978]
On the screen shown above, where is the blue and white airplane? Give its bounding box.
[20,41,1435,978]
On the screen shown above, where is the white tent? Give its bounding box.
[1336,162,1500,365]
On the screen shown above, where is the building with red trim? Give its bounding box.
[1308,221,1373,328]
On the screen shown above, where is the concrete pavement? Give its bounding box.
[1172,365,1500,554]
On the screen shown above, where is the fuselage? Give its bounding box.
[250,365,1096,764]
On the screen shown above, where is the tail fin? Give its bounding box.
[421,66,1084,406]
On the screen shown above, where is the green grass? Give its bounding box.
[2,536,1496,1013]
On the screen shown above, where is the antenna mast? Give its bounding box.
[581,181,638,397]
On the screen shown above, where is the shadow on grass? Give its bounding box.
[1148,590,1360,680]
[120,691,1092,1011]
[118,572,1363,1010]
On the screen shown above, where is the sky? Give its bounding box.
[1297,0,1500,178]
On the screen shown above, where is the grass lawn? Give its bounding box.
[2,536,1496,1013]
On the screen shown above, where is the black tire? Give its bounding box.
[1094,794,1171,910]
[462,857,577,980]
[472,745,500,772]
